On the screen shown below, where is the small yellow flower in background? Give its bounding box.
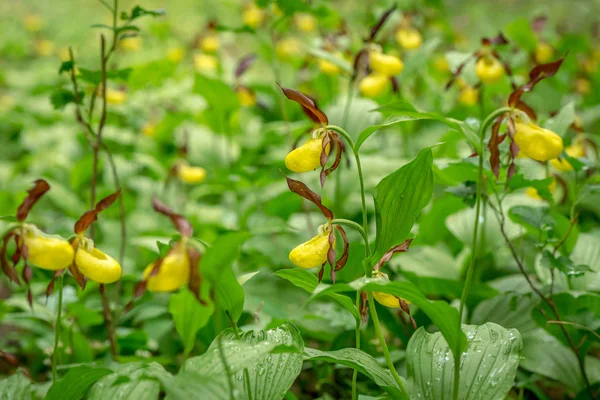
[396,28,423,50]
[75,246,121,284]
[24,233,74,270]
[285,130,331,173]
[178,163,207,184]
[119,36,142,52]
[359,74,389,98]
[276,37,302,60]
[237,86,256,107]
[193,53,218,72]
[476,56,504,84]
[105,89,127,105]
[535,41,554,64]
[143,245,190,292]
[142,122,156,137]
[433,55,449,72]
[526,179,557,200]
[167,47,185,63]
[458,86,479,106]
[34,40,55,57]
[550,142,586,171]
[318,58,341,75]
[24,15,43,32]
[289,223,334,269]
[514,121,563,161]
[243,3,266,28]
[574,78,591,95]
[369,51,404,76]
[295,13,317,33]
[200,34,220,53]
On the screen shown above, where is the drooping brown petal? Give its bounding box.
[488,115,505,179]
[21,259,33,309]
[320,133,343,188]
[319,133,332,188]
[16,179,50,222]
[367,4,397,41]
[334,225,349,271]
[285,176,333,221]
[359,291,369,325]
[482,32,509,46]
[45,269,64,298]
[74,189,121,234]
[390,76,399,93]
[515,101,537,121]
[352,48,369,79]
[317,263,325,283]
[373,239,414,272]
[327,230,336,268]
[152,196,193,237]
[187,247,206,305]
[68,237,87,289]
[508,57,565,107]
[10,235,21,266]
[278,84,328,126]
[235,54,256,78]
[1,233,21,285]
[506,118,519,184]
[399,299,417,330]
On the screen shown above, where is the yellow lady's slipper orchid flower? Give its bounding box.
[295,13,317,33]
[34,40,55,57]
[193,53,218,72]
[243,4,266,28]
[475,56,504,84]
[178,164,207,184]
[359,74,389,98]
[369,52,404,76]
[535,42,554,64]
[276,37,302,60]
[105,89,127,105]
[433,55,449,72]
[458,86,479,106]
[76,247,121,284]
[514,122,563,161]
[24,233,74,270]
[143,246,190,292]
[119,36,141,52]
[167,47,185,63]
[289,224,334,269]
[285,132,330,173]
[550,143,586,171]
[396,28,423,50]
[200,34,220,53]
[526,179,556,200]
[373,272,410,308]
[318,58,341,75]
[24,15,43,32]
[237,87,256,107]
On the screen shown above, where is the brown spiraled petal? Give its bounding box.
[488,115,505,179]
[69,261,87,290]
[278,84,328,125]
[515,101,537,121]
[285,176,334,221]
[330,268,336,285]
[373,239,414,272]
[187,247,206,305]
[352,48,369,79]
[122,301,134,315]
[482,32,509,46]
[320,134,343,188]
[327,230,336,268]
[507,162,516,182]
[367,4,397,41]
[152,196,193,237]
[359,291,369,325]
[319,134,332,188]
[509,56,565,107]
[235,54,256,78]
[1,233,21,285]
[334,225,349,271]
[27,288,33,309]
[74,189,121,234]
[45,270,63,298]
[134,280,147,298]
[22,264,32,284]
[10,235,22,266]
[317,264,325,283]
[399,299,417,330]
[0,350,19,367]
[16,179,50,222]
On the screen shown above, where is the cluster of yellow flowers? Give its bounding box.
[360,48,404,98]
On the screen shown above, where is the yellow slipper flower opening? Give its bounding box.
[105,89,127,105]
[372,272,410,308]
[193,53,219,73]
[23,232,74,270]
[289,223,334,269]
[178,164,207,184]
[243,4,266,28]
[143,245,190,292]
[550,142,586,171]
[475,56,504,84]
[200,34,220,53]
[535,42,554,64]
[75,245,121,284]
[396,28,423,50]
[458,86,479,106]
[285,129,331,173]
[295,13,317,33]
[369,51,404,76]
[359,74,389,98]
[514,121,563,161]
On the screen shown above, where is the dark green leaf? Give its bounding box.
[45,366,113,400]
[77,68,132,85]
[59,61,74,74]
[169,288,214,355]
[50,89,83,110]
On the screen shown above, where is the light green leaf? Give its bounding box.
[45,366,113,400]
[0,373,32,400]
[88,363,167,400]
[238,271,261,286]
[406,323,522,400]
[169,288,214,355]
[356,115,437,151]
[369,147,434,266]
[193,73,239,113]
[544,102,576,137]
[504,18,537,51]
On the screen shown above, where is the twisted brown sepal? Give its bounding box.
[1,233,21,285]
[235,54,256,78]
[481,32,509,47]
[187,247,207,305]
[285,176,333,221]
[152,196,193,237]
[373,239,414,272]
[334,225,349,272]
[74,190,121,235]
[352,48,369,80]
[359,291,369,325]
[68,238,87,290]
[366,3,397,42]
[508,57,565,107]
[278,84,328,126]
[16,179,50,222]
[21,253,33,309]
[45,269,65,299]
[506,117,519,183]
[319,133,343,188]
[489,115,507,179]
[327,230,336,284]
[399,298,417,330]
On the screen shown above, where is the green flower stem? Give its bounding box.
[331,219,368,250]
[327,124,408,397]
[454,106,512,400]
[52,274,64,382]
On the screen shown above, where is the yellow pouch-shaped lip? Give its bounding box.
[318,59,341,75]
[373,291,411,308]
[359,74,389,98]
[514,122,563,161]
[201,35,220,53]
[396,28,422,50]
[193,54,218,72]
[459,86,479,106]
[285,137,329,173]
[76,247,121,284]
[143,248,190,292]
[369,52,404,76]
[475,57,504,84]
[289,233,333,269]
[178,164,207,184]
[24,234,74,270]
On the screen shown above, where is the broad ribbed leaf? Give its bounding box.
[88,363,166,400]
[169,288,214,355]
[45,366,113,400]
[0,373,32,400]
